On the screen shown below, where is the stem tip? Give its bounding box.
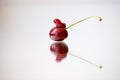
[99,17,102,21]
[99,65,102,69]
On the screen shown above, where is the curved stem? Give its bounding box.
[66,16,102,29]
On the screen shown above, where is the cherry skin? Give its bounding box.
[53,19,66,28]
[50,42,68,62]
[49,27,68,41]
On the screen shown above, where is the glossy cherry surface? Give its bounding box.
[53,19,66,28]
[50,42,68,62]
[49,27,68,41]
[49,19,68,41]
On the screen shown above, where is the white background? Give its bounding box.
[0,0,120,80]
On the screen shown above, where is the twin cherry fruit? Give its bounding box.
[49,18,68,41]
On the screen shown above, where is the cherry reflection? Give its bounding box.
[50,42,102,69]
[50,42,68,62]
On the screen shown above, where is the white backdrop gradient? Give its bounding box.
[0,0,120,80]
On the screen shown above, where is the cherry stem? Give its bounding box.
[66,16,102,29]
[69,53,102,69]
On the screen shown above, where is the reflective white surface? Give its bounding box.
[0,2,120,80]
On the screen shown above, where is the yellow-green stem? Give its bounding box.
[66,16,102,29]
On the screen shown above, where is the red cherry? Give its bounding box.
[50,42,68,62]
[49,27,68,41]
[49,19,67,41]
[49,16,102,41]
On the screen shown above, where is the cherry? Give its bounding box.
[49,19,68,41]
[49,16,102,41]
[50,42,68,62]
